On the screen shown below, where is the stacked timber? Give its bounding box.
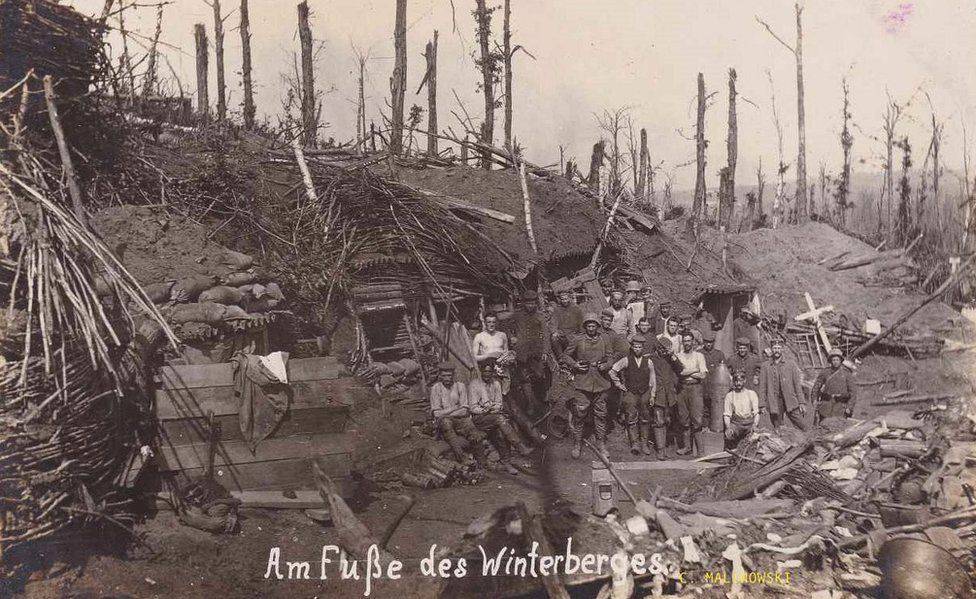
[150,356,373,496]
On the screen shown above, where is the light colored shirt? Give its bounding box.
[627,301,647,334]
[429,381,468,418]
[467,377,504,414]
[724,389,760,419]
[608,353,657,398]
[609,306,632,336]
[675,349,708,378]
[472,330,508,361]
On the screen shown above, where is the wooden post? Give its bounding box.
[370,122,377,152]
[636,128,648,202]
[794,3,807,221]
[389,0,407,155]
[420,32,438,156]
[42,76,87,226]
[356,56,366,152]
[517,152,539,255]
[240,0,255,129]
[692,73,707,229]
[587,140,604,195]
[194,23,209,117]
[212,0,226,120]
[502,0,513,151]
[297,1,316,147]
[461,134,469,162]
[474,0,494,168]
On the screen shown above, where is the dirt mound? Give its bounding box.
[728,222,956,333]
[393,166,605,262]
[92,205,242,284]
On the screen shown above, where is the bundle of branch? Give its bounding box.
[0,128,176,564]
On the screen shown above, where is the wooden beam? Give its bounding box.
[406,184,516,223]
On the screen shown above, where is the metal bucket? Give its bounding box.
[879,538,973,599]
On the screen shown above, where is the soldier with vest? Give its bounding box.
[608,335,658,455]
[812,348,857,422]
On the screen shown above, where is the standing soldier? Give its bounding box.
[561,313,614,460]
[627,283,653,334]
[733,307,762,356]
[811,348,857,423]
[759,340,809,432]
[550,288,583,354]
[600,308,629,359]
[648,337,680,459]
[429,363,487,465]
[607,291,633,336]
[727,337,762,390]
[608,335,657,455]
[510,290,549,417]
[674,331,708,456]
[700,330,727,428]
[656,318,682,354]
[648,300,673,337]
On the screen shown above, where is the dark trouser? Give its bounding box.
[769,406,810,431]
[622,389,652,446]
[516,357,549,417]
[471,412,523,454]
[676,384,704,431]
[568,389,608,442]
[726,414,755,447]
[436,415,486,461]
[816,395,851,422]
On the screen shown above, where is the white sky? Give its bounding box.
[70,0,976,193]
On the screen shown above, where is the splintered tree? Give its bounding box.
[418,32,438,156]
[210,0,226,120]
[766,69,788,228]
[142,4,164,96]
[502,0,512,150]
[880,90,913,233]
[240,0,255,128]
[597,107,629,197]
[758,3,807,221]
[194,23,209,116]
[390,0,407,155]
[835,78,853,227]
[297,1,317,146]
[637,128,648,201]
[692,73,707,231]
[473,0,497,168]
[588,140,605,195]
[719,68,738,229]
[895,137,913,244]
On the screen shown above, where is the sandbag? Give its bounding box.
[222,271,259,286]
[222,305,250,320]
[394,359,421,376]
[244,297,280,313]
[144,281,175,304]
[198,285,245,306]
[171,275,219,303]
[169,302,227,324]
[221,250,254,271]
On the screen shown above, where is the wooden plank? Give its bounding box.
[172,457,355,493]
[156,432,354,472]
[610,460,725,471]
[155,378,374,420]
[160,404,351,446]
[409,185,517,223]
[160,357,341,390]
[614,203,656,233]
[229,490,328,509]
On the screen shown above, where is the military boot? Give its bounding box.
[626,425,640,455]
[653,426,668,460]
[675,430,692,456]
[641,422,654,456]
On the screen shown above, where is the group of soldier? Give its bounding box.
[428,280,857,468]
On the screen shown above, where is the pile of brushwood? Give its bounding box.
[0,77,175,570]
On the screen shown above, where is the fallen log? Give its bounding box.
[875,411,925,430]
[872,393,955,406]
[879,440,927,459]
[405,183,517,223]
[657,497,794,519]
[825,419,882,450]
[727,439,813,500]
[313,462,394,562]
[837,506,976,551]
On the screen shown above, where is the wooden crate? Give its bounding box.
[153,357,372,494]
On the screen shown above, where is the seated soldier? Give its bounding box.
[468,362,534,459]
[429,362,487,465]
[723,370,761,447]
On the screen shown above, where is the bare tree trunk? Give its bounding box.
[636,128,648,201]
[756,160,766,224]
[390,0,407,155]
[588,140,605,195]
[838,78,853,228]
[932,113,941,205]
[423,32,438,156]
[356,57,365,152]
[297,1,316,146]
[194,23,209,117]
[692,72,707,229]
[794,3,807,222]
[117,5,136,100]
[721,68,738,228]
[370,122,377,152]
[502,0,513,151]
[240,0,255,129]
[43,76,87,226]
[212,0,226,120]
[142,4,164,97]
[474,0,494,168]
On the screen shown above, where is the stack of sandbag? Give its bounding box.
[121,249,287,339]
